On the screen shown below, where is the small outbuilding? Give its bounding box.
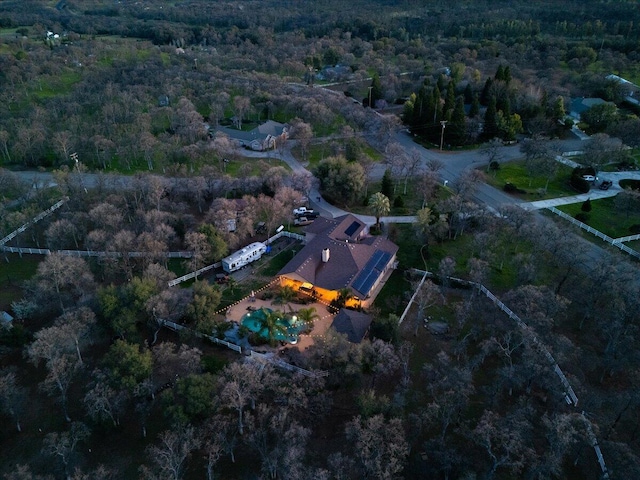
[1,311,14,329]
[330,308,373,344]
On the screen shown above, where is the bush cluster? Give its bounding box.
[503,182,526,194]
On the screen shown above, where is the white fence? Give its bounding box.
[405,268,609,477]
[162,320,242,353]
[267,230,306,243]
[248,350,327,378]
[1,246,193,258]
[166,231,306,287]
[168,262,222,287]
[612,233,640,244]
[548,206,640,259]
[0,197,67,247]
[406,269,578,405]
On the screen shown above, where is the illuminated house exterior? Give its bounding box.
[277,214,398,307]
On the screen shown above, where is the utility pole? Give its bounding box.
[439,120,448,151]
[368,86,373,108]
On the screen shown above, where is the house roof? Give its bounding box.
[278,214,398,298]
[331,308,372,343]
[569,97,614,119]
[216,121,287,143]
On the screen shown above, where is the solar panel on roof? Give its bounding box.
[351,249,392,296]
[344,220,361,237]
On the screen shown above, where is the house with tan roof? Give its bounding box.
[277,214,398,308]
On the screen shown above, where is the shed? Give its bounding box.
[330,309,372,343]
[1,311,14,329]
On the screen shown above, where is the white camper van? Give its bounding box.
[221,242,267,273]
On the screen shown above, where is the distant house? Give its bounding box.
[1,311,13,329]
[331,308,373,343]
[569,97,615,121]
[277,214,398,307]
[315,65,353,82]
[217,120,289,151]
[158,95,169,107]
[606,74,640,107]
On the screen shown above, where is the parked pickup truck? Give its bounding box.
[293,217,313,227]
[293,207,319,218]
[293,206,312,216]
[294,216,314,226]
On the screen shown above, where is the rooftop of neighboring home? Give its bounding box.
[569,97,616,120]
[216,120,288,142]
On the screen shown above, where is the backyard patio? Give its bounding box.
[224,294,336,351]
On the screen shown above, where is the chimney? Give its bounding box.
[321,248,330,263]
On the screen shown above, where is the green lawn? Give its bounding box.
[556,196,640,239]
[32,70,82,100]
[484,160,575,199]
[298,139,381,171]
[0,254,42,310]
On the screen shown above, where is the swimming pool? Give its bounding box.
[241,308,304,344]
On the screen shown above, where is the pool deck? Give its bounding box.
[225,297,336,351]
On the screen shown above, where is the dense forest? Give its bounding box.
[1,1,640,479]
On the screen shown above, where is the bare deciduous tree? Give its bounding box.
[140,425,200,480]
[0,368,27,432]
[42,422,91,478]
[345,414,409,480]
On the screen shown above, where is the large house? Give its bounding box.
[277,214,398,307]
[217,120,289,151]
[569,97,615,121]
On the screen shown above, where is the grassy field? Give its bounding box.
[299,140,382,171]
[556,196,640,238]
[483,160,575,199]
[32,70,82,100]
[0,254,42,310]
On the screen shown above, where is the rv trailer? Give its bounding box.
[221,242,267,273]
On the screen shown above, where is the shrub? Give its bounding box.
[570,175,590,193]
[504,182,518,193]
[581,198,592,212]
[620,179,640,190]
[575,212,589,222]
[629,224,640,234]
[393,195,404,208]
[489,160,500,171]
[503,182,526,194]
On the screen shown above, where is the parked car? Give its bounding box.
[599,180,613,190]
[216,273,230,284]
[582,174,596,182]
[294,216,314,226]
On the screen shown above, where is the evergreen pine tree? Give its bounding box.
[483,96,498,139]
[469,93,480,117]
[503,65,512,84]
[451,96,467,145]
[480,77,493,106]
[464,83,474,104]
[381,169,394,198]
[371,74,383,105]
[432,85,442,123]
[443,80,457,121]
